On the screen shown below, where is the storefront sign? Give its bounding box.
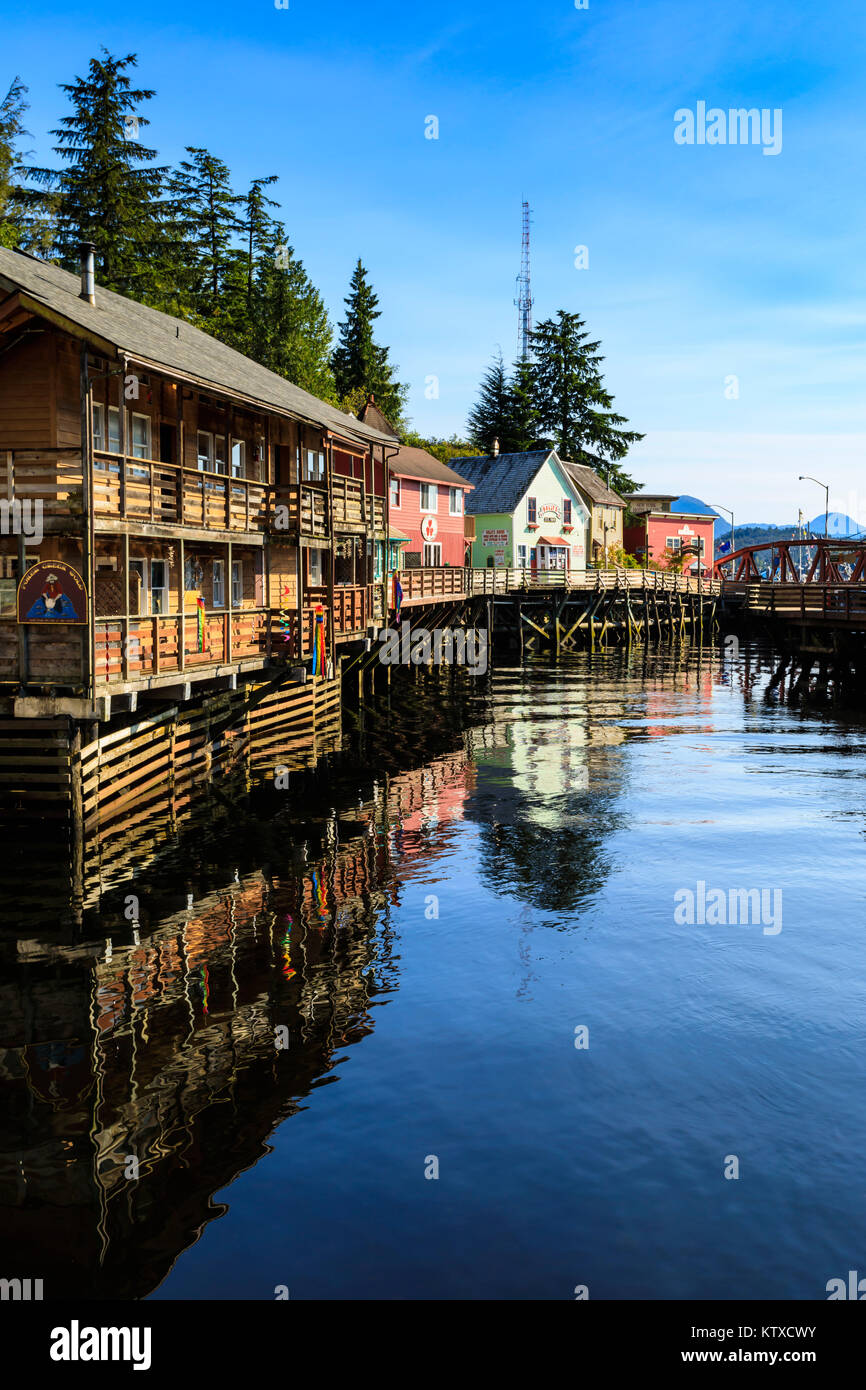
[420,515,438,542]
[17,560,87,624]
[482,528,508,546]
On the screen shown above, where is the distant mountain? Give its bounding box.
[811,511,865,538]
[672,494,719,518]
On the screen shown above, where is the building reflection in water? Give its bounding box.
[0,714,475,1299]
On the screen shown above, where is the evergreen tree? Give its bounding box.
[332,259,406,426]
[24,49,166,298]
[504,357,543,453]
[165,147,242,320]
[467,352,511,452]
[249,226,336,399]
[529,310,642,493]
[466,352,542,454]
[0,77,35,250]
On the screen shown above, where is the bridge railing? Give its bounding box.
[734,583,866,621]
[465,567,720,596]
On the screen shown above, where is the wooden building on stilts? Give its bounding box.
[0,243,398,833]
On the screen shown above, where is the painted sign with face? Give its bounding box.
[17,561,87,624]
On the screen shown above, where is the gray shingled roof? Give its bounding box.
[0,247,395,449]
[448,450,555,514]
[562,461,625,509]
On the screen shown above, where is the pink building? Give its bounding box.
[623,493,716,576]
[388,446,474,567]
[356,397,473,568]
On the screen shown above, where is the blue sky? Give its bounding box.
[4,0,866,522]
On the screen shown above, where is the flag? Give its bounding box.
[718,539,731,555]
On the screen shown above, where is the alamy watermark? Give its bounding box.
[674,102,782,156]
[674,880,782,935]
[0,498,43,546]
[378,622,488,675]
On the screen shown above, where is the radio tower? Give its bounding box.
[514,200,532,360]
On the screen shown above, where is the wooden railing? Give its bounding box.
[306,585,367,638]
[466,567,721,596]
[92,454,270,532]
[727,582,866,622]
[0,450,84,529]
[332,475,365,529]
[397,567,471,603]
[93,608,269,684]
[275,483,328,539]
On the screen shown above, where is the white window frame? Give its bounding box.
[448,487,462,516]
[131,412,152,461]
[94,403,122,452]
[420,483,438,513]
[423,542,442,567]
[108,406,121,454]
[666,536,681,554]
[212,558,225,608]
[309,548,323,587]
[390,476,401,509]
[517,545,528,568]
[527,496,537,525]
[149,557,169,614]
[231,559,243,607]
[92,402,105,452]
[563,497,572,525]
[231,439,246,480]
[303,449,325,484]
[197,431,213,471]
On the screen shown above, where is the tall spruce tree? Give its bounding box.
[529,310,642,492]
[467,352,511,452]
[24,49,166,298]
[466,352,542,454]
[166,147,242,321]
[0,77,34,250]
[332,259,406,425]
[248,226,336,399]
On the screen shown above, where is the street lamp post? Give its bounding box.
[799,475,829,539]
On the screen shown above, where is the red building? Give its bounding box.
[357,399,473,567]
[623,493,716,576]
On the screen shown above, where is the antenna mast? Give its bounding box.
[514,200,532,360]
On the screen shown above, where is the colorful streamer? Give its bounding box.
[196,594,206,652]
[311,603,326,676]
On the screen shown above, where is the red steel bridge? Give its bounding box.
[714,539,866,631]
[714,538,866,584]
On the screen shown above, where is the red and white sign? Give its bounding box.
[420,515,438,541]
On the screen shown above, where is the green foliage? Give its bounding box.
[22,49,167,299]
[466,352,542,453]
[528,310,643,494]
[0,77,32,250]
[401,431,477,465]
[165,147,242,320]
[332,260,407,427]
[246,227,336,400]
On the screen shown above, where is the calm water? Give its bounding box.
[2,644,866,1300]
